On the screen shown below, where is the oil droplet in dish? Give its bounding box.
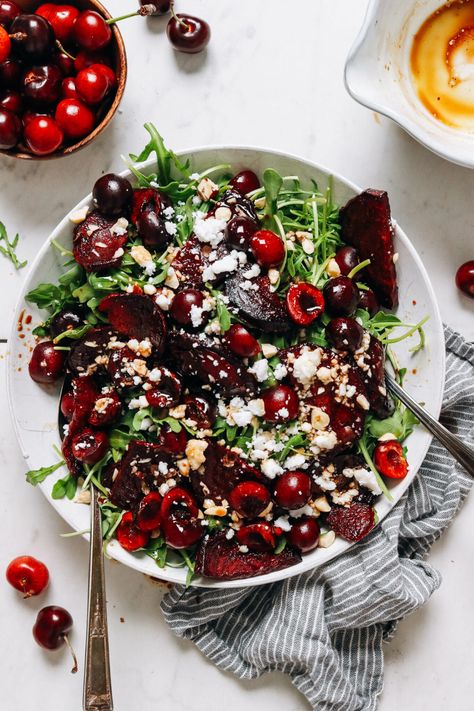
[411,0,474,131]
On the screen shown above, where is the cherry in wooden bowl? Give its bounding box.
[0,0,127,160]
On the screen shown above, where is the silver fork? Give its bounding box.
[385,373,474,478]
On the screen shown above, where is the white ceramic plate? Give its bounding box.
[344,0,474,169]
[7,146,445,588]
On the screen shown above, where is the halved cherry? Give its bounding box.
[131,187,170,224]
[225,323,260,358]
[183,393,216,429]
[159,424,187,454]
[250,229,285,268]
[236,522,275,552]
[228,481,270,518]
[262,384,299,423]
[88,390,121,427]
[373,440,408,479]
[146,368,181,409]
[116,511,149,551]
[60,390,75,421]
[71,428,108,465]
[160,486,199,519]
[286,282,324,326]
[274,471,311,510]
[161,509,203,549]
[136,492,162,532]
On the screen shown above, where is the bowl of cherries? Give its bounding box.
[0,0,126,159]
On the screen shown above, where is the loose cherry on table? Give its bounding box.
[274,470,312,510]
[250,229,285,268]
[229,169,260,195]
[55,98,95,139]
[6,555,49,598]
[0,107,21,148]
[225,323,261,358]
[71,428,109,464]
[33,606,78,673]
[326,316,364,352]
[139,0,171,15]
[166,12,210,54]
[323,275,360,317]
[24,115,64,155]
[288,517,320,552]
[286,282,324,326]
[374,440,408,479]
[456,260,474,298]
[28,340,66,383]
[262,384,299,423]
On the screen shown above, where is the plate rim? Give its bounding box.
[7,143,445,588]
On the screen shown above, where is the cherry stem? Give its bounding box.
[63,634,78,674]
[55,39,76,60]
[106,5,157,24]
[9,31,27,40]
[169,0,191,31]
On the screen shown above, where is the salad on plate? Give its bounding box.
[24,125,426,582]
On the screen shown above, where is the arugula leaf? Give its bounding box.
[368,409,419,442]
[262,168,283,228]
[53,323,92,344]
[0,221,27,269]
[25,283,64,310]
[52,474,77,500]
[274,536,287,555]
[26,459,65,486]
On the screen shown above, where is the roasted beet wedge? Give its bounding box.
[99,293,167,353]
[339,189,398,309]
[189,440,262,504]
[355,336,393,419]
[195,531,301,580]
[172,234,208,288]
[225,273,292,333]
[168,331,257,397]
[327,503,375,542]
[73,210,127,273]
[68,326,115,374]
[109,440,176,510]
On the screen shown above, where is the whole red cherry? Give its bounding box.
[0,25,11,64]
[250,229,285,268]
[0,0,20,30]
[166,13,210,54]
[374,440,408,479]
[139,0,170,15]
[162,509,203,548]
[169,288,205,326]
[75,65,110,105]
[0,107,21,149]
[225,323,260,357]
[262,384,299,423]
[55,98,95,139]
[274,471,312,510]
[73,10,112,51]
[61,77,79,100]
[456,260,474,298]
[24,115,63,155]
[229,170,260,195]
[36,4,79,43]
[33,606,78,673]
[116,511,150,551]
[6,555,49,598]
[29,341,66,383]
[0,88,22,113]
[288,517,320,552]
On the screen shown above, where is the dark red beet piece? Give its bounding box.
[195,531,301,580]
[107,346,136,389]
[67,326,115,374]
[172,234,208,288]
[99,293,167,353]
[225,273,292,333]
[355,336,393,419]
[189,440,262,505]
[339,189,398,309]
[327,503,375,542]
[73,211,127,272]
[109,440,176,510]
[168,330,257,397]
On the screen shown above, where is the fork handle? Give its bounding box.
[83,485,113,711]
[386,374,474,478]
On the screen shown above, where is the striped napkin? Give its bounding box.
[162,327,474,710]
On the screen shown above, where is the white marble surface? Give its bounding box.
[1,1,473,709]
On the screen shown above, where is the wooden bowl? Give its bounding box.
[1,0,127,160]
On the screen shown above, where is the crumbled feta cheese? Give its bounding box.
[238,545,249,553]
[247,398,265,417]
[139,417,153,431]
[331,488,359,506]
[284,454,306,470]
[343,466,382,495]
[273,363,288,380]
[289,504,314,518]
[268,268,279,285]
[190,303,204,327]
[249,359,269,382]
[293,347,322,386]
[316,366,332,384]
[194,215,227,248]
[155,287,175,311]
[162,205,175,219]
[165,221,177,236]
[260,458,283,479]
[192,195,202,206]
[243,263,261,280]
[274,515,292,532]
[313,430,338,450]
[143,283,157,295]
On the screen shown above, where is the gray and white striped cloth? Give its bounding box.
[162,327,474,710]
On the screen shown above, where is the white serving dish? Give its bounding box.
[345,0,474,169]
[7,146,445,588]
